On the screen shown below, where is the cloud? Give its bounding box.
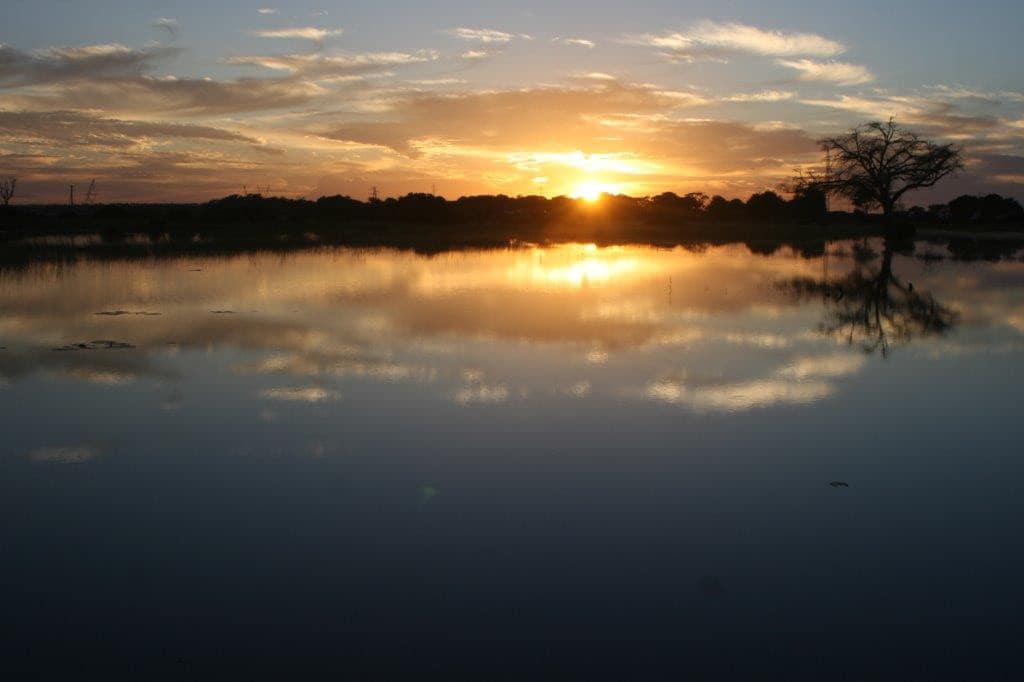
[451,27,516,43]
[776,58,874,86]
[320,80,714,156]
[0,42,178,87]
[227,50,438,76]
[253,27,343,41]
[0,110,260,148]
[721,90,796,103]
[459,49,492,61]
[557,37,596,48]
[3,74,324,116]
[800,93,1003,136]
[628,21,846,61]
[257,7,278,14]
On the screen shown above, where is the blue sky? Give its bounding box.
[2,0,1022,201]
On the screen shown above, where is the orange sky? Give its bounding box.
[2,3,1023,203]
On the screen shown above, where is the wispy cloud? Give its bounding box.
[776,58,874,86]
[459,49,492,61]
[0,42,179,87]
[627,21,846,61]
[257,7,278,14]
[556,37,596,48]
[721,90,796,103]
[253,27,343,41]
[450,27,516,43]
[0,110,260,147]
[228,50,437,76]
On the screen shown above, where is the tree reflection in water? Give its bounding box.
[783,239,957,357]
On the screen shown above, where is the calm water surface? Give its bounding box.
[2,240,1023,677]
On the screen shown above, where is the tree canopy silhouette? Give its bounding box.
[793,120,963,226]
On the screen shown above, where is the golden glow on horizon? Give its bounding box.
[572,180,621,202]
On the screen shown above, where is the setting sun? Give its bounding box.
[572,180,619,202]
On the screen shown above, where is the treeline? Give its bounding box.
[137,189,1024,226]
[906,193,1024,225]
[5,188,1022,230]
[86,189,831,226]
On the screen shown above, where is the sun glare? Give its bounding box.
[572,180,617,202]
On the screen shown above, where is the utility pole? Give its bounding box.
[85,179,97,205]
[69,184,75,208]
[432,183,436,196]
[371,186,379,201]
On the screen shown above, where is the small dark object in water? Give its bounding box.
[189,269,203,272]
[210,310,236,314]
[52,340,136,351]
[95,310,161,316]
[829,481,850,488]
[699,574,724,597]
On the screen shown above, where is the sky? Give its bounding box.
[1,0,1023,203]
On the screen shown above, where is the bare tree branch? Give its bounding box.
[0,177,16,206]
[791,120,963,227]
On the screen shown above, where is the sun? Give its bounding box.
[572,180,617,203]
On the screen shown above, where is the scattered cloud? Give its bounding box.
[628,21,846,61]
[0,42,179,87]
[0,110,260,147]
[722,90,797,103]
[777,58,874,86]
[257,7,278,14]
[227,49,438,76]
[252,27,343,41]
[557,37,596,48]
[451,27,516,43]
[3,74,325,116]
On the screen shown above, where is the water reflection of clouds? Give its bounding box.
[260,387,340,403]
[0,243,1021,417]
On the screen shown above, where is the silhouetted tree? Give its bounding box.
[793,120,963,227]
[782,240,956,357]
[948,194,1024,224]
[0,177,16,206]
[746,191,789,222]
[788,185,827,222]
[706,195,747,221]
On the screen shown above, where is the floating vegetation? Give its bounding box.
[52,340,136,351]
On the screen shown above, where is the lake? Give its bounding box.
[2,239,1023,678]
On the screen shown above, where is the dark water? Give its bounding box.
[2,240,1023,679]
